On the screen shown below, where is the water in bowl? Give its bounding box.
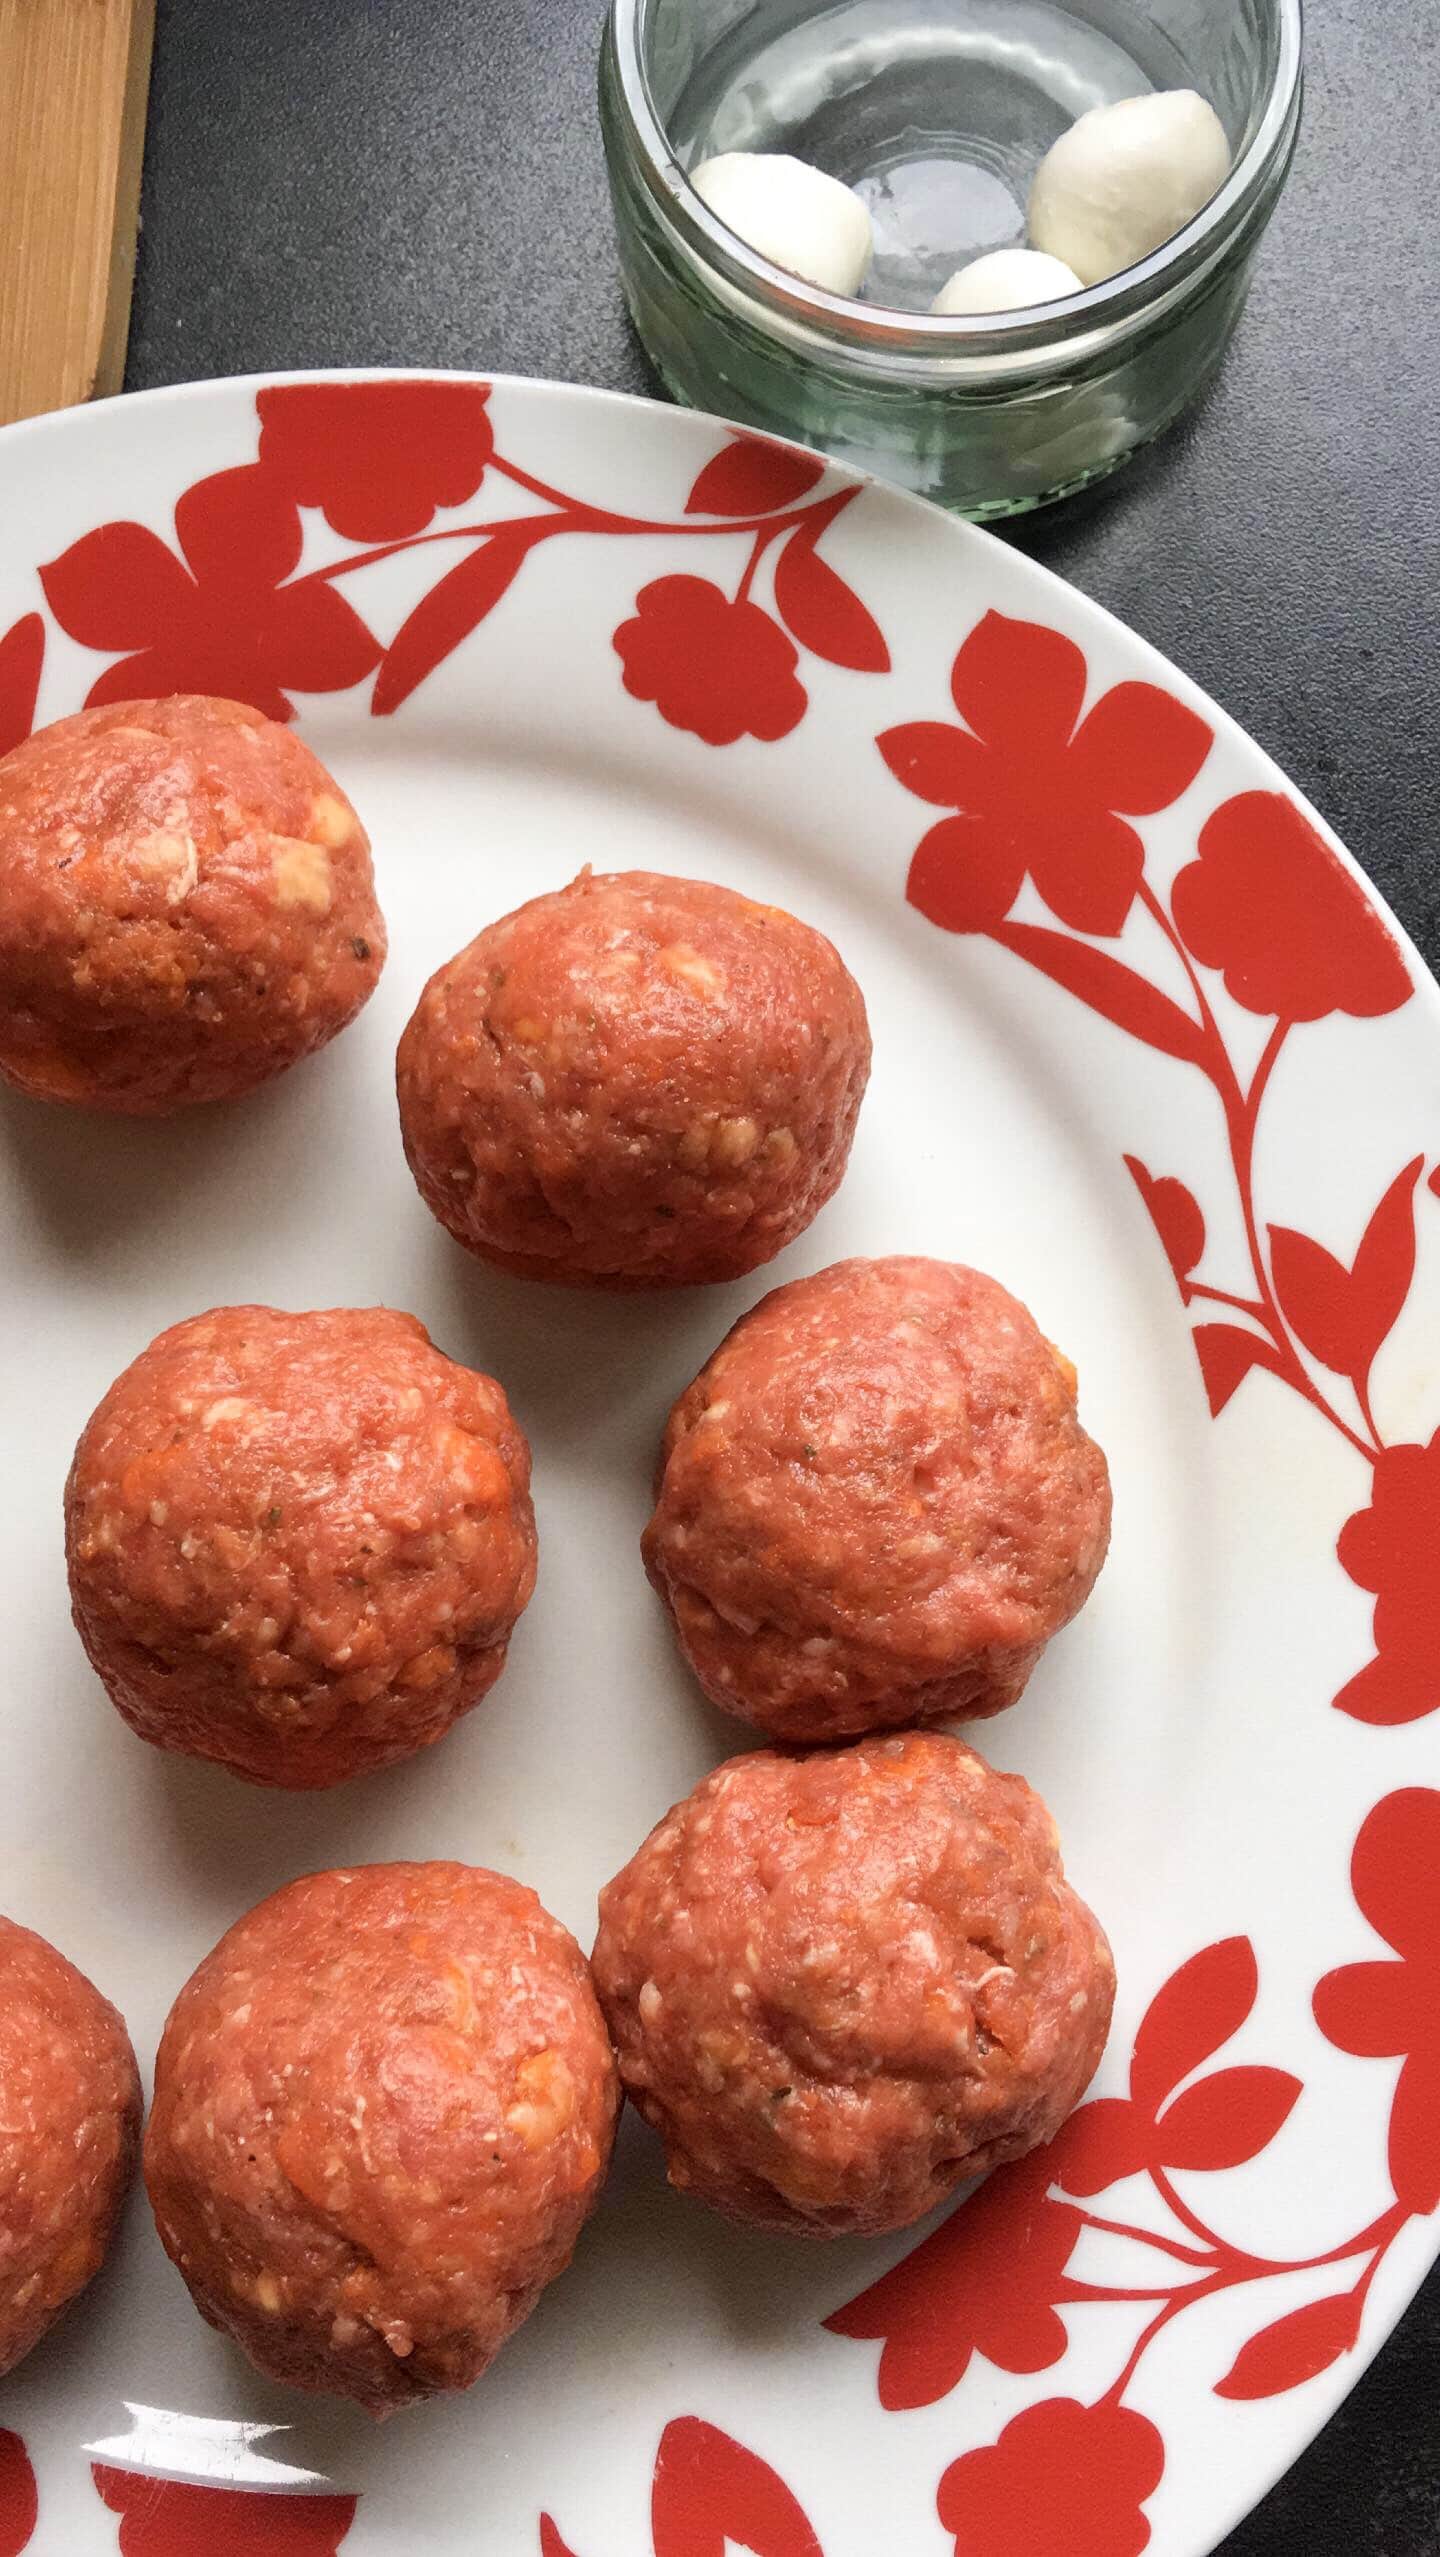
[664,0,1217,311]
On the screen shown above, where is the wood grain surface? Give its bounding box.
[0,0,156,425]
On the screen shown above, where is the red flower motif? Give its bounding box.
[937,2399,1165,2557]
[0,613,43,758]
[1314,1788,1440,2213]
[0,2430,37,2557]
[540,2420,823,2557]
[1333,1433,1440,1724]
[882,611,1212,936]
[651,2418,824,2557]
[91,2468,357,2555]
[613,576,807,746]
[257,379,495,539]
[826,2145,1083,2408]
[1171,791,1412,1023]
[40,465,380,721]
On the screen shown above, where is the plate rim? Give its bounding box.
[1,364,1436,2557]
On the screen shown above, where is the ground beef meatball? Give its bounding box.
[645,1255,1111,1742]
[66,1305,536,1788]
[593,1732,1112,2238]
[395,868,870,1287]
[0,1916,141,2373]
[0,695,384,1111]
[145,1863,619,2413]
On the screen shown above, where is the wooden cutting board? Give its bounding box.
[0,0,157,426]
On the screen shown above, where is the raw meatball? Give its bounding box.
[396,868,870,1287]
[593,1732,1113,2236]
[66,1305,536,1788]
[145,1863,618,2413]
[645,1255,1111,1742]
[0,1916,141,2374]
[0,695,384,1111]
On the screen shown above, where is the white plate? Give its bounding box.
[1,373,1437,2557]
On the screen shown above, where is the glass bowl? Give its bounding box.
[600,0,1303,516]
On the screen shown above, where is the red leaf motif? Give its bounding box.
[0,614,43,758]
[988,922,1209,1068]
[0,2432,37,2557]
[1333,1647,1439,1728]
[773,523,890,672]
[91,2468,357,2555]
[1430,1165,1440,1199]
[879,721,991,808]
[1346,1787,1440,1962]
[1050,2098,1154,2197]
[685,439,826,517]
[1314,1789,1440,2212]
[1386,2051,1440,2214]
[373,533,535,715]
[826,2148,1080,2408]
[951,610,1087,754]
[1130,1937,1257,2113]
[651,2419,824,2557]
[1215,2289,1363,2400]
[1124,1157,1206,1288]
[41,522,192,649]
[907,816,1026,932]
[269,582,381,698]
[175,464,302,589]
[1268,1167,1422,1387]
[1155,2066,1301,2171]
[1067,681,1213,816]
[539,2521,583,2557]
[1349,1157,1425,1376]
[1268,1227,1361,1374]
[1311,1960,1411,2060]
[1192,1323,1289,1417]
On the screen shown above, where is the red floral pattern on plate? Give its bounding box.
[40,466,380,721]
[833,1905,1424,2503]
[257,379,496,540]
[1314,1790,1440,2215]
[91,2468,357,2555]
[884,610,1212,936]
[614,577,807,745]
[1171,791,1413,1023]
[0,2432,36,2557]
[540,2418,823,2557]
[0,613,43,759]
[825,2141,1083,2407]
[1333,1434,1440,1725]
[29,396,887,740]
[854,595,1434,2539]
[938,2399,1165,2557]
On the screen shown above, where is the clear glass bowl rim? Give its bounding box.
[606,0,1304,359]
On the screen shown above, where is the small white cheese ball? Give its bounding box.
[931,248,1084,315]
[1029,91,1232,288]
[689,152,873,297]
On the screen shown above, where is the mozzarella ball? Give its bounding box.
[1029,91,1232,287]
[931,249,1084,315]
[690,153,873,297]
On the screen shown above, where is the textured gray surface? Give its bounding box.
[124,2,1439,2547]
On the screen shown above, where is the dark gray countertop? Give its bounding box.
[124,3,1439,2547]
